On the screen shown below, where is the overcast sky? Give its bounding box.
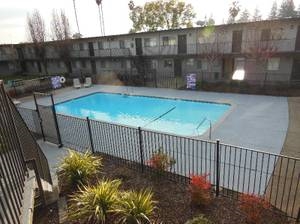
[0,0,300,44]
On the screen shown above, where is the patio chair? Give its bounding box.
[84,77,92,88]
[73,78,81,89]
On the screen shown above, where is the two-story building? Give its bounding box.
[1,17,300,83]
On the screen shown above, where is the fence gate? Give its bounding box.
[33,92,62,147]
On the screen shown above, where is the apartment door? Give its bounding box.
[88,42,95,57]
[295,26,300,51]
[222,58,234,79]
[135,38,143,56]
[178,35,187,54]
[291,58,300,80]
[174,58,182,77]
[91,60,97,74]
[232,30,243,53]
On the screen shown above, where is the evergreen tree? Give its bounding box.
[269,1,278,19]
[238,9,251,22]
[278,0,297,18]
[252,7,262,21]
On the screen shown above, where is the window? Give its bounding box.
[119,40,125,49]
[144,38,157,47]
[186,58,194,66]
[100,60,106,68]
[57,61,61,68]
[147,60,157,69]
[162,36,176,46]
[79,43,84,51]
[261,29,271,41]
[80,60,86,68]
[98,41,103,49]
[164,59,173,68]
[120,60,126,68]
[197,59,207,70]
[267,58,280,71]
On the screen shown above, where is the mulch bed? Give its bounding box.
[59,155,290,224]
[33,202,59,224]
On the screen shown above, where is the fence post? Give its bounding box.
[87,117,95,154]
[138,127,145,172]
[50,94,63,148]
[33,93,46,141]
[216,139,220,197]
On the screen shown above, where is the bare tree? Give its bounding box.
[198,26,226,80]
[51,9,73,74]
[244,22,278,84]
[27,9,48,74]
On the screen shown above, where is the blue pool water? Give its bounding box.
[55,92,230,136]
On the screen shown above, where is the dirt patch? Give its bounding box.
[59,156,290,224]
[33,202,59,224]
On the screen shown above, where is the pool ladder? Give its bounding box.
[195,118,212,140]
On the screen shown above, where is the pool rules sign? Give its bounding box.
[186,73,197,90]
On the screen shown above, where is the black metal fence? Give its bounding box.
[0,81,52,224]
[18,105,300,220]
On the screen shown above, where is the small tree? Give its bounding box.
[51,9,73,74]
[27,9,48,74]
[269,1,278,19]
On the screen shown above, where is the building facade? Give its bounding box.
[1,18,300,83]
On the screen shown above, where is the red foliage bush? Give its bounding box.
[189,174,212,206]
[147,148,175,172]
[239,193,270,224]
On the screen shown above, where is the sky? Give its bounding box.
[0,0,300,44]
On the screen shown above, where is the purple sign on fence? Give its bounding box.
[186,73,197,90]
[51,76,62,89]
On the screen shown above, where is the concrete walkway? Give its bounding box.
[265,98,300,219]
[19,85,289,155]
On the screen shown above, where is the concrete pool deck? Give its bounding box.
[18,85,289,155]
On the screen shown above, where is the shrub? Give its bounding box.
[147,148,176,172]
[189,174,212,206]
[185,215,213,224]
[68,179,121,223]
[238,193,270,224]
[115,189,156,224]
[59,150,102,187]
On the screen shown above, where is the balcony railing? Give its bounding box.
[138,39,296,56]
[70,48,131,58]
[0,53,18,61]
[242,39,296,53]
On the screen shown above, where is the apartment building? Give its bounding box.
[1,17,300,83]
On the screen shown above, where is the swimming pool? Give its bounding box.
[55,92,230,136]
